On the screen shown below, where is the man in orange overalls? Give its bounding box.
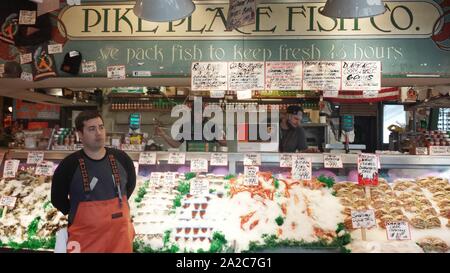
[51,110,136,253]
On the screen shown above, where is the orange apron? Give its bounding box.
[67,154,135,253]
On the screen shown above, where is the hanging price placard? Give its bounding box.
[168,152,186,165]
[82,61,97,74]
[27,151,44,164]
[138,152,157,165]
[323,154,343,168]
[190,158,208,173]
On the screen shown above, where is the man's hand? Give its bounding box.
[154,126,165,137]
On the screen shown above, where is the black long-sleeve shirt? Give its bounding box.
[51,148,136,224]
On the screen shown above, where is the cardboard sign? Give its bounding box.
[48,44,63,54]
[210,153,228,166]
[244,166,259,186]
[190,158,208,173]
[19,10,36,25]
[27,151,44,164]
[429,146,450,155]
[107,65,126,80]
[191,62,228,91]
[0,196,17,208]
[265,61,303,90]
[168,152,186,165]
[228,62,265,90]
[341,61,381,91]
[3,160,20,178]
[302,61,341,90]
[20,72,33,82]
[210,90,225,98]
[324,154,343,168]
[226,0,256,30]
[279,154,292,167]
[363,90,379,98]
[244,153,261,166]
[190,178,209,196]
[82,61,97,74]
[323,90,339,98]
[351,209,376,229]
[415,147,428,155]
[35,161,54,176]
[357,153,379,186]
[236,89,252,100]
[291,155,312,180]
[138,152,157,165]
[386,221,411,241]
[164,172,177,187]
[20,53,33,64]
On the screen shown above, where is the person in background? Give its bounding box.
[51,110,136,253]
[279,105,316,153]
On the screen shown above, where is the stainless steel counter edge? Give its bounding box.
[6,150,450,167]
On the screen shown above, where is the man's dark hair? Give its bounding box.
[75,110,104,132]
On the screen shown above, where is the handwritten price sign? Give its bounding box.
[386,221,411,241]
[324,154,343,168]
[351,209,376,229]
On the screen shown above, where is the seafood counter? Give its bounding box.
[0,151,449,252]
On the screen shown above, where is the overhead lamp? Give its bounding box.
[133,0,196,22]
[320,0,387,19]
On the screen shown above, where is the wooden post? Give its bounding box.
[1,206,7,219]
[361,185,372,241]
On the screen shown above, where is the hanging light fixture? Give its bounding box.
[133,0,196,22]
[320,0,387,19]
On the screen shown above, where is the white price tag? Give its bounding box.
[415,147,428,155]
[210,153,228,166]
[20,53,32,64]
[82,61,97,74]
[323,90,339,98]
[244,153,261,166]
[19,10,36,25]
[35,161,54,176]
[20,72,33,81]
[323,154,343,168]
[429,146,449,155]
[190,178,209,196]
[69,51,80,57]
[138,152,157,165]
[279,154,292,167]
[48,44,63,54]
[386,221,411,241]
[210,90,225,98]
[291,155,312,180]
[27,151,44,164]
[168,152,186,165]
[132,71,152,77]
[351,209,376,229]
[0,196,17,208]
[165,172,177,187]
[149,172,162,185]
[3,160,20,178]
[190,158,208,173]
[107,65,126,80]
[237,89,252,100]
[363,90,379,98]
[244,166,259,186]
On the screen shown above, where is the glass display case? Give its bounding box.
[1,150,449,253]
